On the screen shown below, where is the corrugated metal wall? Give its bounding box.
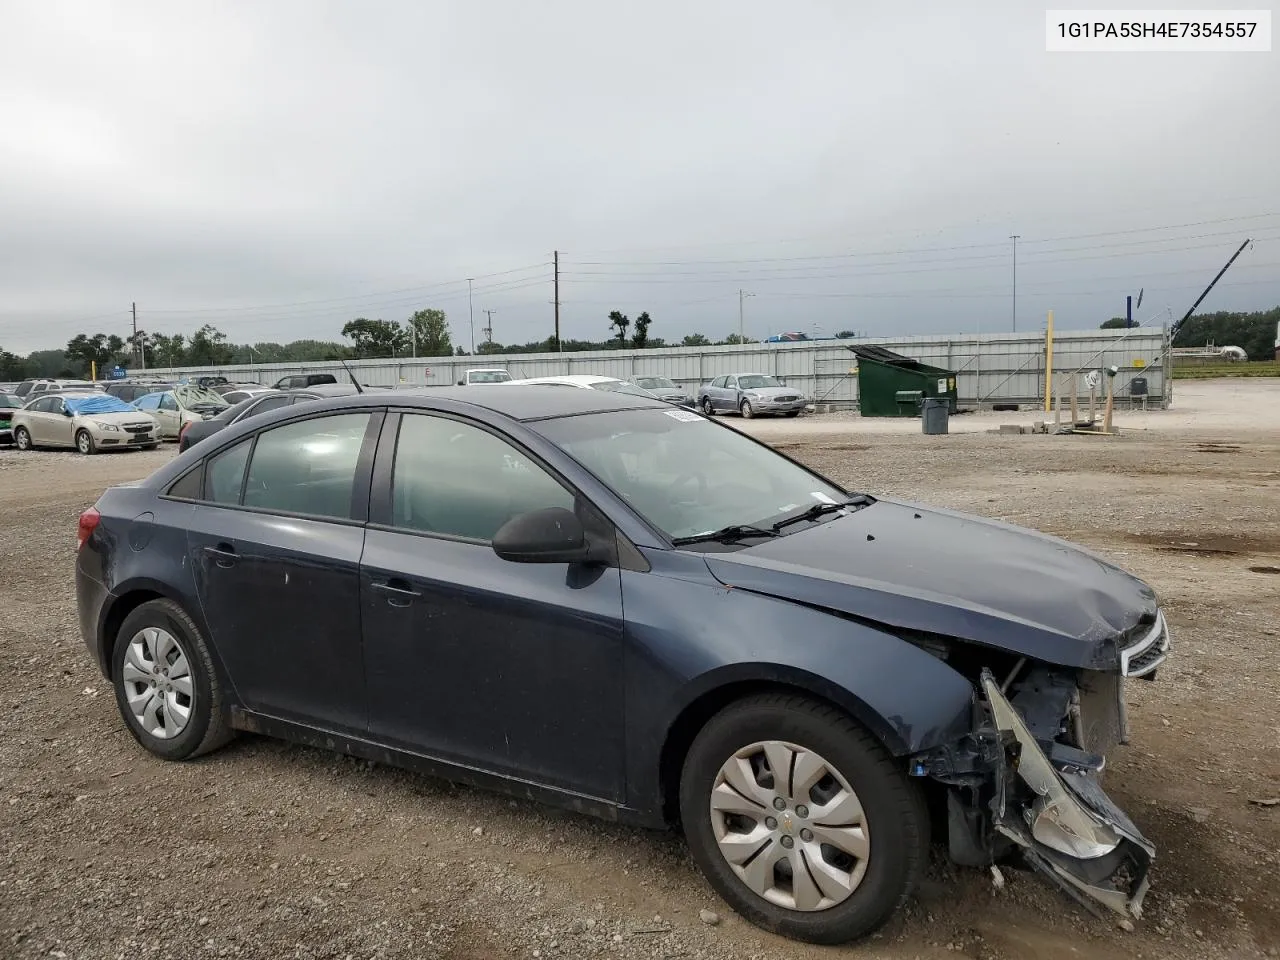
[147,328,1170,409]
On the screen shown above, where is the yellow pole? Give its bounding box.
[91,360,97,381]
[1043,310,1054,413]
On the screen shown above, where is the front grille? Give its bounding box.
[775,394,800,402]
[124,423,153,435]
[1120,610,1171,677]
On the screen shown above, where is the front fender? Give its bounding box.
[620,555,975,823]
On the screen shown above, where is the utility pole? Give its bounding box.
[553,251,561,351]
[1009,235,1020,333]
[410,321,416,359]
[132,301,146,370]
[738,289,754,342]
[482,309,496,348]
[467,278,475,355]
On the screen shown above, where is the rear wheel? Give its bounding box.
[740,399,755,419]
[111,599,234,761]
[702,397,716,416]
[785,410,800,418]
[14,426,32,451]
[679,694,927,944]
[76,429,96,455]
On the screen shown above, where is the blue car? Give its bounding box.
[75,386,1168,943]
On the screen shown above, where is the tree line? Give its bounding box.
[1100,306,1279,360]
[0,305,812,380]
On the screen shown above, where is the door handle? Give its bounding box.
[203,544,238,568]
[371,579,421,606]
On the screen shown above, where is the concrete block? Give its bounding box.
[999,424,1022,435]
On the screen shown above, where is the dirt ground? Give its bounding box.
[1,378,1277,960]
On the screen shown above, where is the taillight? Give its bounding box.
[77,507,101,549]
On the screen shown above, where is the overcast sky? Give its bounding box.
[1,0,1277,355]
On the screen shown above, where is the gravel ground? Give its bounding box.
[1,379,1277,960]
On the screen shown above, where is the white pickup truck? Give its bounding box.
[455,368,513,386]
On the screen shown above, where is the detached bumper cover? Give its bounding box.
[981,670,1154,920]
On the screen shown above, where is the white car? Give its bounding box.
[503,374,657,398]
[11,392,160,454]
[134,384,230,440]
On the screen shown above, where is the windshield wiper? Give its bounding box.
[771,495,873,533]
[672,524,780,546]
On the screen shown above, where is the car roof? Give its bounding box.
[310,384,667,421]
[507,374,621,387]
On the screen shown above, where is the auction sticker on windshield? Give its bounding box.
[664,409,703,422]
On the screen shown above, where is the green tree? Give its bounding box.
[476,341,504,355]
[718,333,756,345]
[632,311,652,348]
[608,310,630,345]
[407,308,452,357]
[835,330,858,339]
[1099,317,1133,329]
[145,333,187,368]
[341,318,407,358]
[65,333,126,376]
[186,325,233,365]
[0,348,33,380]
[1174,308,1278,359]
[682,333,711,347]
[26,350,70,377]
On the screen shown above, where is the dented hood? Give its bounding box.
[703,499,1158,670]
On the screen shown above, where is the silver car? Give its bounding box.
[11,392,160,454]
[698,373,807,418]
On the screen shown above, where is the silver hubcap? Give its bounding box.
[17,430,29,448]
[121,627,193,739]
[78,433,89,452]
[710,740,870,912]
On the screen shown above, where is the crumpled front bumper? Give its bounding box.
[980,670,1154,921]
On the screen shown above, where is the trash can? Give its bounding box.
[1129,376,1148,398]
[921,397,949,435]
[894,390,924,417]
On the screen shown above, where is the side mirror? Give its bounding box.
[492,507,590,563]
[64,409,74,417]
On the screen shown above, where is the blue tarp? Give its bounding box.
[64,395,138,415]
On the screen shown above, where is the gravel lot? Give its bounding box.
[2,379,1277,960]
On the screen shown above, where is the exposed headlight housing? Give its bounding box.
[95,421,121,432]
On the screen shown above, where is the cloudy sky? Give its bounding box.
[1,0,1277,355]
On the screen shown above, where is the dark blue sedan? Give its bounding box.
[75,386,1168,943]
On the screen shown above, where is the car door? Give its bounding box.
[714,376,736,410]
[359,411,627,801]
[23,396,55,443]
[184,410,380,730]
[45,396,76,446]
[156,393,182,436]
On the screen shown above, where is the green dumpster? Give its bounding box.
[850,345,959,417]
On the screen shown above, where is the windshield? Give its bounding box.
[175,384,230,409]
[0,395,22,408]
[636,377,676,390]
[536,409,847,540]
[738,375,784,389]
[590,379,655,398]
[469,370,511,383]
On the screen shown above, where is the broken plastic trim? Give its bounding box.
[980,669,1154,921]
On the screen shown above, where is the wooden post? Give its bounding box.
[1103,374,1115,433]
[1070,375,1079,425]
[1054,375,1063,429]
[1088,380,1097,424]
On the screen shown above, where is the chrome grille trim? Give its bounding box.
[1120,610,1171,678]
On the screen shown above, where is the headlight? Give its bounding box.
[95,421,121,432]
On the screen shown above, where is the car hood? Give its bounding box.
[742,386,802,399]
[74,411,155,425]
[651,389,689,400]
[702,499,1158,670]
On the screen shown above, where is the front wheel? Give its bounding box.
[785,410,800,418]
[740,399,755,419]
[14,426,33,451]
[111,599,234,761]
[701,397,716,416]
[76,429,96,455]
[679,694,928,944]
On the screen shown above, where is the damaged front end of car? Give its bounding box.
[909,611,1171,922]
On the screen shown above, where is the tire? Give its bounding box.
[111,599,235,761]
[679,694,928,945]
[76,429,96,455]
[14,426,32,451]
[785,410,800,418]
[740,399,754,419]
[701,397,716,416]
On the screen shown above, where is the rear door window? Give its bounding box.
[205,440,252,504]
[242,413,372,519]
